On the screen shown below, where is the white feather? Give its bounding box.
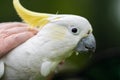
[0,15,92,80]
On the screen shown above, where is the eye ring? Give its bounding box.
[71,27,80,35]
[72,28,78,33]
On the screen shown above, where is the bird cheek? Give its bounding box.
[50,28,66,40]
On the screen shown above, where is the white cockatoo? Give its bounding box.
[0,0,96,80]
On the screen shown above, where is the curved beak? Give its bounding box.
[75,34,96,54]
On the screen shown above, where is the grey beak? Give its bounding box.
[76,34,96,54]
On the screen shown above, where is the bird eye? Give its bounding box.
[72,28,78,33]
[71,27,80,35]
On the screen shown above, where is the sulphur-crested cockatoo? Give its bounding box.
[0,0,96,80]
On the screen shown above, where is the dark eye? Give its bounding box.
[72,28,78,33]
[71,27,80,35]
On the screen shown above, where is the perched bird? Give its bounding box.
[0,0,96,80]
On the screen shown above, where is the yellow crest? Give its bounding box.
[13,0,51,28]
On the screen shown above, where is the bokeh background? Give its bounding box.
[0,0,120,80]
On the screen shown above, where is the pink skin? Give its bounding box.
[0,22,38,58]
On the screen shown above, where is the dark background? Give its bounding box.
[0,0,120,80]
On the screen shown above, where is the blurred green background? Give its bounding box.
[0,0,120,80]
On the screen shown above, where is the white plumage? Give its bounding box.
[0,0,95,80]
